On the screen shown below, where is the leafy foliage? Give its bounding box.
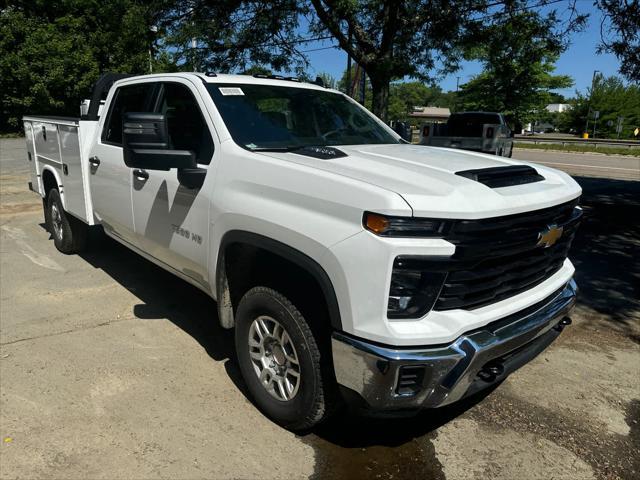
[457,9,579,127]
[0,0,594,131]
[160,1,306,74]
[307,0,485,120]
[565,75,640,139]
[0,1,161,130]
[596,0,640,82]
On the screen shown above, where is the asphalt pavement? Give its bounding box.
[1,138,639,480]
[513,148,640,181]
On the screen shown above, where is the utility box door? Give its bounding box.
[58,124,87,221]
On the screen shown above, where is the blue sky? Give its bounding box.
[298,1,622,99]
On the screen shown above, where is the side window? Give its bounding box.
[102,83,156,145]
[157,83,214,165]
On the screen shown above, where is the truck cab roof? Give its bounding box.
[114,72,335,92]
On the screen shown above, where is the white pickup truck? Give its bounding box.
[421,111,514,157]
[23,72,582,430]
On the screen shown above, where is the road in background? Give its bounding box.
[513,148,640,181]
[1,138,639,480]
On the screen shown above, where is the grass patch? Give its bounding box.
[0,132,24,139]
[515,142,640,157]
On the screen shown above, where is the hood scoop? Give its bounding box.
[456,165,545,188]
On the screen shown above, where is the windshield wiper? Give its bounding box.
[248,145,316,152]
[251,144,349,159]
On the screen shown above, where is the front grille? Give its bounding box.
[434,199,582,311]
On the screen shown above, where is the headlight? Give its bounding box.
[388,257,447,318]
[363,212,449,237]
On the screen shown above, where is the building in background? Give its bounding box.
[545,103,572,113]
[408,106,451,123]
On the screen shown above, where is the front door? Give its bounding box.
[131,80,214,288]
[89,81,157,243]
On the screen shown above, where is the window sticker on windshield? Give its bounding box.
[219,87,244,96]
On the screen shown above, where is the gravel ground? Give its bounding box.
[1,138,638,479]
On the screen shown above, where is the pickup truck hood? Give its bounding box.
[259,144,581,219]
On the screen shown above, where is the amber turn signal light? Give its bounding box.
[364,212,390,234]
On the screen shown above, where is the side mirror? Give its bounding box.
[122,112,196,171]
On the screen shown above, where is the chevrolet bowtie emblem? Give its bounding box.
[537,225,563,248]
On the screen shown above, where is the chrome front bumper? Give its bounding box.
[331,279,577,411]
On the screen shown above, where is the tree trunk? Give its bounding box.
[369,74,390,122]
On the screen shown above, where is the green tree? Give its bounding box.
[566,76,640,138]
[317,72,338,89]
[161,1,586,121]
[241,65,273,76]
[457,10,577,127]
[160,1,305,74]
[596,0,640,82]
[387,82,446,120]
[0,1,165,131]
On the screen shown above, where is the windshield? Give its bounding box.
[206,83,400,151]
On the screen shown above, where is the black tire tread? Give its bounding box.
[46,189,87,254]
[236,286,332,430]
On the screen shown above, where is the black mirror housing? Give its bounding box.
[122,112,196,170]
[125,148,196,171]
[177,167,207,189]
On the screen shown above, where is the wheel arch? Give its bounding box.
[40,166,65,206]
[215,230,342,332]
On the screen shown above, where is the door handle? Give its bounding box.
[133,169,149,180]
[89,156,100,166]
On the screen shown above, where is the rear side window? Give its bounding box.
[156,82,214,165]
[102,83,156,145]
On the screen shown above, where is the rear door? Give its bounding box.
[130,80,214,288]
[23,121,40,192]
[89,81,157,243]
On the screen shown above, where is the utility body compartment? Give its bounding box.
[23,116,93,224]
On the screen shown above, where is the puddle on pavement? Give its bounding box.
[304,433,444,480]
[300,413,446,480]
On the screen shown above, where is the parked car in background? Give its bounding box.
[420,111,514,157]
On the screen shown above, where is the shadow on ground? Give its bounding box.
[73,230,249,398]
[61,174,638,479]
[570,177,640,337]
[67,226,496,479]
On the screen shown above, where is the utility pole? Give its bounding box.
[148,25,158,74]
[191,38,198,72]
[585,70,600,135]
[455,76,460,111]
[346,27,352,97]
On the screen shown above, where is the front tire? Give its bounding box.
[234,287,333,430]
[45,189,87,254]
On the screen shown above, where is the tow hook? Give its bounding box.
[554,316,572,332]
[477,362,505,383]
